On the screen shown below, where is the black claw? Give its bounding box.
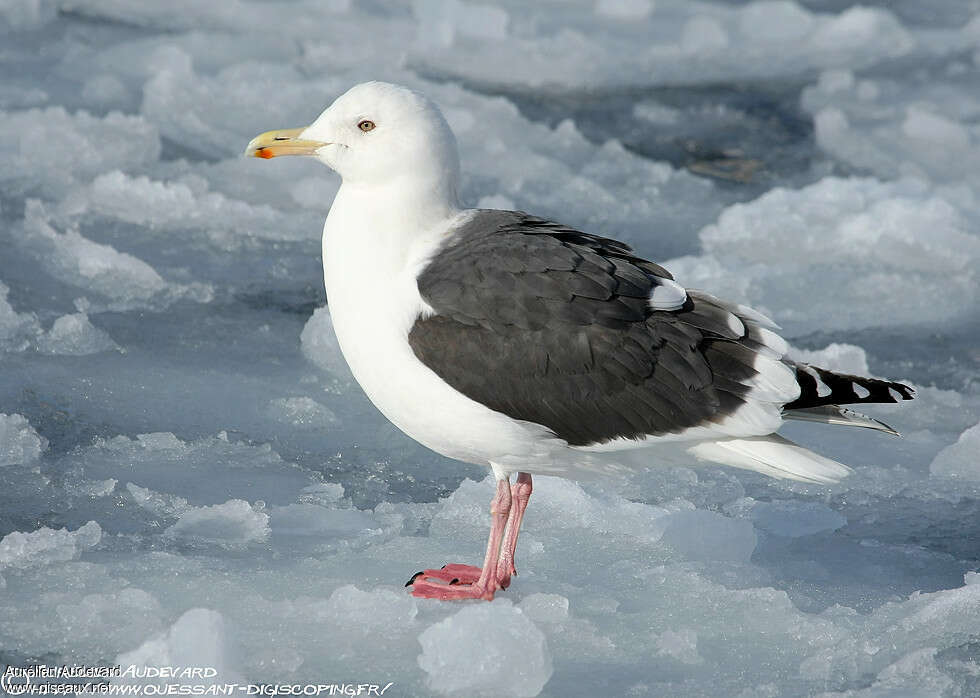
[449,578,460,585]
[441,564,447,569]
[405,571,424,587]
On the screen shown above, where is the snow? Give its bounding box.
[0,0,979,696]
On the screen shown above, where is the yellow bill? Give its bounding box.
[244,128,327,159]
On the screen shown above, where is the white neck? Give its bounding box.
[322,174,463,320]
[327,173,460,258]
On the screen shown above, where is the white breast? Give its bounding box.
[321,194,563,472]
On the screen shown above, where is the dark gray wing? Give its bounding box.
[409,210,778,447]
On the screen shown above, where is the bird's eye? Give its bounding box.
[358,120,376,132]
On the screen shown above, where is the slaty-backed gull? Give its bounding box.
[246,81,914,601]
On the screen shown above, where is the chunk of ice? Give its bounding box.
[0,280,42,352]
[0,521,101,569]
[15,201,213,311]
[674,176,980,333]
[37,313,120,355]
[126,482,192,519]
[64,170,319,243]
[266,397,337,428]
[323,585,417,633]
[418,601,552,697]
[929,421,980,482]
[114,608,242,688]
[787,343,869,376]
[300,306,354,385]
[0,107,159,197]
[164,500,270,548]
[0,413,47,466]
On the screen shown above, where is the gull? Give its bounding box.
[246,81,913,601]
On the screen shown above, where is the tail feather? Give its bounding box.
[688,434,852,484]
[783,405,900,436]
[784,363,914,411]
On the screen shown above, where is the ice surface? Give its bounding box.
[418,601,552,697]
[0,0,56,31]
[930,422,980,482]
[802,66,980,191]
[659,509,757,562]
[668,176,980,334]
[0,520,100,569]
[654,628,702,665]
[0,106,160,197]
[324,584,418,633]
[164,499,270,549]
[0,280,42,352]
[1,284,118,354]
[114,608,243,689]
[300,306,354,386]
[787,342,869,376]
[0,413,47,466]
[404,1,979,90]
[267,396,337,428]
[15,201,213,311]
[1,1,979,696]
[726,497,846,538]
[62,171,319,244]
[36,312,120,355]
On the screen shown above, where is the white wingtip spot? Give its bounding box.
[804,366,832,397]
[854,383,871,399]
[888,387,904,401]
[649,278,688,311]
[727,313,746,337]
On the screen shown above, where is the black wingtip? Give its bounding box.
[786,364,917,411]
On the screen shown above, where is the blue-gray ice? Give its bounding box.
[1,1,979,696]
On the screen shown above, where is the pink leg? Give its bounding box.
[409,477,512,601]
[495,472,532,589]
[410,473,533,589]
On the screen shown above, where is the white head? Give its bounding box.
[247,82,460,201]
